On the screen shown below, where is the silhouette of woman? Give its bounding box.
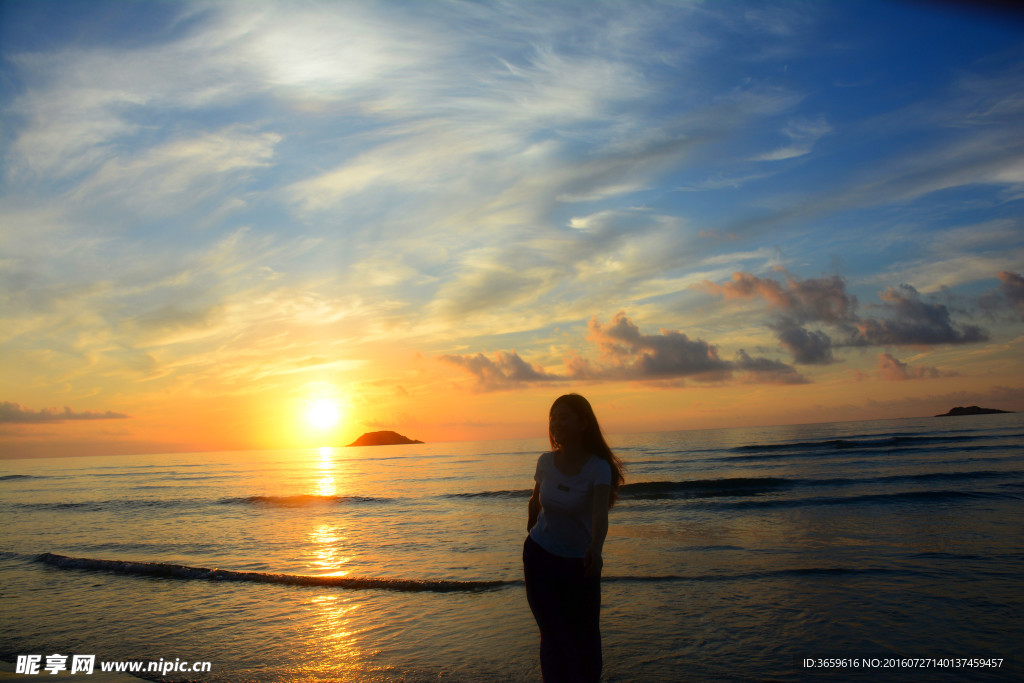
[524,394,624,682]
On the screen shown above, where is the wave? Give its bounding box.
[218,494,391,507]
[802,469,1023,489]
[35,553,516,593]
[15,499,195,511]
[862,470,1022,485]
[445,489,532,499]
[728,432,1023,458]
[445,477,798,501]
[621,477,795,500]
[35,553,927,592]
[710,488,1019,510]
[431,471,1023,502]
[10,494,393,512]
[0,474,50,481]
[11,471,1020,514]
[603,566,916,583]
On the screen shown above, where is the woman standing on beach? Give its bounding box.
[524,394,624,682]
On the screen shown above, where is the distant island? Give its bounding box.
[346,430,424,447]
[935,406,1013,417]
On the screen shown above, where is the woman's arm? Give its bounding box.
[527,481,541,531]
[584,483,611,578]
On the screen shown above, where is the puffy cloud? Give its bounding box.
[702,270,854,364]
[0,401,129,424]
[875,353,959,381]
[998,271,1024,321]
[977,270,1024,322]
[440,312,804,390]
[851,284,988,346]
[734,349,809,384]
[770,318,835,365]
[702,270,858,324]
[586,312,732,381]
[703,271,991,362]
[438,351,562,393]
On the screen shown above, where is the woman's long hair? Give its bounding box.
[549,393,625,508]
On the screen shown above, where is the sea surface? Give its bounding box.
[1,414,1022,681]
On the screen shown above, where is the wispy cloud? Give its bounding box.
[70,126,281,217]
[873,353,960,382]
[752,117,832,161]
[0,402,129,424]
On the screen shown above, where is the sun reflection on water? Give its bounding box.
[290,446,380,679]
[308,524,352,577]
[314,447,338,498]
[298,592,367,680]
[315,476,336,498]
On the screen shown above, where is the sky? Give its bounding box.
[1,0,1023,459]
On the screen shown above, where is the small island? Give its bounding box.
[346,430,424,447]
[935,406,1013,417]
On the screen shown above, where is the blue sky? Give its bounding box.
[1,0,1022,456]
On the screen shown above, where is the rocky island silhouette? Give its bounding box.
[347,430,424,446]
[935,406,1012,417]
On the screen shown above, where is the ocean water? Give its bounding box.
[1,414,1022,682]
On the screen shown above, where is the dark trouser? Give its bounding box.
[523,535,602,683]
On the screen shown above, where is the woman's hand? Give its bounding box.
[583,547,603,579]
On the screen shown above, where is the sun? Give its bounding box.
[306,398,341,430]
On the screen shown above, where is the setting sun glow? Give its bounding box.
[307,399,342,430]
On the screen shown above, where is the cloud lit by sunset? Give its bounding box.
[1,0,1022,458]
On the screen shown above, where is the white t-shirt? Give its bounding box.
[529,451,612,559]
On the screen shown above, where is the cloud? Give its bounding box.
[0,401,129,424]
[440,312,805,390]
[770,318,835,365]
[2,0,816,356]
[998,271,1024,321]
[716,60,1024,241]
[850,284,988,347]
[734,349,809,384]
[702,270,857,323]
[977,270,1024,322]
[752,117,832,161]
[875,353,959,381]
[678,171,773,191]
[70,126,281,217]
[438,351,562,393]
[866,219,1024,293]
[432,266,547,319]
[701,270,854,364]
[585,312,733,381]
[703,271,991,362]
